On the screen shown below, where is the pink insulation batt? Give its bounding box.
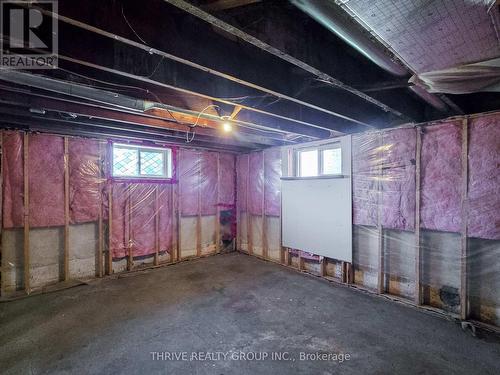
[468,115,500,240]
[69,138,102,223]
[110,183,128,258]
[237,154,249,212]
[352,133,380,227]
[28,134,65,227]
[248,152,264,215]
[200,151,217,216]
[380,128,416,231]
[110,183,174,259]
[264,148,281,217]
[218,153,235,206]
[420,122,462,232]
[179,149,200,216]
[2,131,24,228]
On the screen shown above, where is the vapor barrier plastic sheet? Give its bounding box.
[110,183,173,259]
[420,121,462,233]
[468,115,500,240]
[1,131,236,260]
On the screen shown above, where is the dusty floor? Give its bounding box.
[1,252,499,375]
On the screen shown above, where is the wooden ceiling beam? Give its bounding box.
[202,0,261,11]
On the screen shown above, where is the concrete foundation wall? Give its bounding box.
[1,223,98,294]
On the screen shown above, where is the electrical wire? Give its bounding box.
[121,4,147,45]
[186,104,220,143]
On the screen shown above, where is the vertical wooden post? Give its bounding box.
[127,185,133,270]
[23,133,30,293]
[97,141,104,278]
[460,118,469,320]
[172,182,177,263]
[177,150,182,261]
[64,137,70,281]
[107,185,113,275]
[262,151,268,259]
[298,251,304,271]
[154,186,160,266]
[414,128,422,305]
[216,153,221,253]
[196,153,202,257]
[320,258,327,277]
[246,155,253,255]
[377,132,384,294]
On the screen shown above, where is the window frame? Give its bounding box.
[110,142,174,182]
[295,143,342,178]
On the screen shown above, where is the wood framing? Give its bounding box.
[107,185,113,275]
[320,258,327,277]
[298,251,304,271]
[262,151,268,259]
[127,186,133,271]
[63,137,70,281]
[23,133,30,294]
[154,186,160,266]
[414,128,422,305]
[377,133,384,294]
[171,182,177,263]
[177,150,182,261]
[246,155,253,255]
[460,118,469,320]
[216,153,221,253]
[196,154,202,257]
[97,141,104,277]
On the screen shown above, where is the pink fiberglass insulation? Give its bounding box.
[219,153,235,206]
[264,148,281,217]
[2,131,24,228]
[179,149,200,216]
[420,122,462,232]
[29,134,65,227]
[200,151,217,215]
[69,138,102,224]
[468,115,500,240]
[248,152,264,215]
[110,183,174,259]
[110,183,129,259]
[130,183,172,257]
[130,184,156,257]
[352,133,380,226]
[237,154,249,212]
[380,128,416,231]
[158,184,174,252]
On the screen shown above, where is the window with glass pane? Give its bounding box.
[322,148,342,175]
[140,151,164,176]
[112,144,171,179]
[299,149,318,177]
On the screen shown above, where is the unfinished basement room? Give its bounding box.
[0,0,499,374]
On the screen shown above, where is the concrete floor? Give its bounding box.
[1,253,499,375]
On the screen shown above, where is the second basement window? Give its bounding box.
[297,145,342,177]
[112,143,172,179]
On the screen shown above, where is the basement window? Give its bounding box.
[297,144,342,177]
[112,143,172,179]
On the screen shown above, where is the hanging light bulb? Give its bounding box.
[222,121,232,132]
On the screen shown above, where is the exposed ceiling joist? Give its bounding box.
[162,0,410,121]
[30,5,360,130]
[57,54,334,138]
[0,89,283,147]
[202,0,261,11]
